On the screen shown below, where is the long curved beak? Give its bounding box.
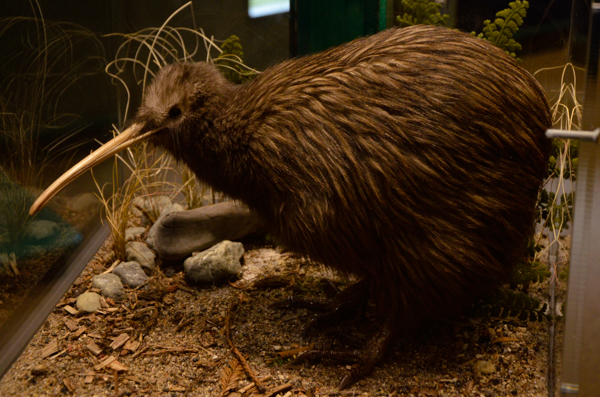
[29,123,155,215]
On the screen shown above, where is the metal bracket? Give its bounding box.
[545,128,600,142]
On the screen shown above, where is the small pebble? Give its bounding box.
[92,274,126,301]
[76,292,102,313]
[475,360,496,374]
[113,261,149,288]
[126,241,156,272]
[30,364,48,376]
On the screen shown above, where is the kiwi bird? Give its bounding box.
[31,25,551,388]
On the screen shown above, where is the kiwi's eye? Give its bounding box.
[168,106,182,118]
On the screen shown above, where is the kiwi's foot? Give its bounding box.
[288,319,396,390]
[269,279,369,335]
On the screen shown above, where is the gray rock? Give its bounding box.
[125,227,146,242]
[148,195,173,213]
[160,202,185,217]
[132,196,172,225]
[475,360,496,374]
[144,203,186,245]
[146,201,262,260]
[184,240,244,283]
[0,253,8,273]
[0,230,8,246]
[54,227,82,248]
[71,192,98,212]
[91,273,126,301]
[76,291,102,313]
[126,241,156,272]
[130,197,146,219]
[113,261,149,288]
[24,220,59,241]
[22,245,46,258]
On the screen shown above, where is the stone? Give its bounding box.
[92,273,126,301]
[132,196,172,225]
[184,240,244,283]
[147,201,262,260]
[71,192,98,212]
[475,360,496,374]
[30,364,49,376]
[76,291,102,313]
[125,227,146,242]
[113,261,149,288]
[24,220,59,241]
[125,241,156,272]
[160,202,185,218]
[22,245,46,258]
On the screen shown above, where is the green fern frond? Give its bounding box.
[396,0,449,28]
[473,288,548,322]
[472,1,528,59]
[214,35,255,84]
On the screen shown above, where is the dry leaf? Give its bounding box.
[218,359,245,397]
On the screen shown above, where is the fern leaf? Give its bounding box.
[396,0,448,28]
[215,35,254,84]
[472,1,528,58]
[218,359,245,397]
[472,288,548,322]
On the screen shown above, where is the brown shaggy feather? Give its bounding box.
[137,25,551,327]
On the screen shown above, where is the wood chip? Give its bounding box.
[63,305,79,316]
[85,340,103,356]
[84,375,94,384]
[71,326,88,339]
[122,339,140,352]
[48,349,68,360]
[40,339,60,359]
[110,333,130,350]
[169,385,186,392]
[64,319,79,332]
[238,376,273,393]
[94,355,117,371]
[108,360,129,372]
[63,377,75,392]
[88,333,103,339]
[492,336,519,344]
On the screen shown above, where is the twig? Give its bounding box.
[142,347,198,356]
[114,369,119,397]
[102,260,121,274]
[130,344,149,359]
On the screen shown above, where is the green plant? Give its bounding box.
[215,35,256,84]
[471,1,529,59]
[511,241,551,290]
[396,0,448,28]
[0,171,35,255]
[0,2,104,188]
[473,288,548,322]
[92,134,173,261]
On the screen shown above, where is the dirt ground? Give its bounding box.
[0,234,564,397]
